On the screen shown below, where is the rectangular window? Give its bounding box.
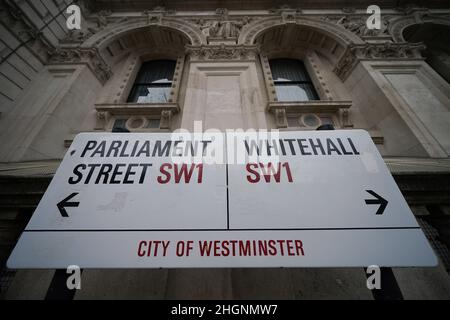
[127,60,176,103]
[269,59,319,102]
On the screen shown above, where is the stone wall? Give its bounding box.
[1,1,450,299]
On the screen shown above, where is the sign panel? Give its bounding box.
[8,130,437,268]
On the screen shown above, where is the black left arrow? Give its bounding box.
[365,190,388,215]
[57,192,80,217]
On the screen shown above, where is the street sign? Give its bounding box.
[7,130,437,268]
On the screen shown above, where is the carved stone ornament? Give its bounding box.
[95,111,110,130]
[192,16,252,40]
[281,11,298,23]
[215,8,229,16]
[275,108,288,128]
[63,29,95,43]
[142,11,163,25]
[334,42,426,80]
[186,44,259,60]
[49,47,112,84]
[358,42,426,59]
[210,20,245,38]
[341,109,353,128]
[335,15,391,37]
[97,111,108,120]
[333,50,357,81]
[96,10,112,28]
[160,110,172,129]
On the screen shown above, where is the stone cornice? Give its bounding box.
[185,44,259,61]
[334,42,426,80]
[57,7,450,50]
[95,103,180,115]
[48,47,113,84]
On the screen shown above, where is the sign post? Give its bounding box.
[7,130,437,268]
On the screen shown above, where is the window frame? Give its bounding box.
[270,58,320,102]
[259,52,353,130]
[95,52,186,132]
[126,59,177,104]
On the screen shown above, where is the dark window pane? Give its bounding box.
[270,59,310,82]
[134,60,176,84]
[128,60,176,103]
[269,58,319,101]
[113,119,127,130]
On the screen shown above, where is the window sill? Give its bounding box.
[95,102,179,116]
[94,103,179,131]
[267,100,353,129]
[267,100,352,114]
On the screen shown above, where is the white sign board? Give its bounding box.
[8,130,437,268]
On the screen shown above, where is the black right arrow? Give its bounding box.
[57,192,80,217]
[365,190,388,215]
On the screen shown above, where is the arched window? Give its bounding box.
[403,24,450,84]
[269,59,319,102]
[127,60,176,103]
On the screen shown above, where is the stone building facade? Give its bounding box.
[1,0,450,299]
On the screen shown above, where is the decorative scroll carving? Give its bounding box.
[142,10,163,25]
[186,44,259,60]
[340,109,353,128]
[209,19,246,38]
[160,110,172,129]
[335,15,391,37]
[334,42,426,80]
[63,29,94,43]
[96,10,112,29]
[95,111,110,130]
[362,42,425,59]
[194,19,214,37]
[275,108,288,128]
[215,8,229,16]
[333,48,358,81]
[190,16,253,42]
[49,48,112,84]
[281,11,298,23]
